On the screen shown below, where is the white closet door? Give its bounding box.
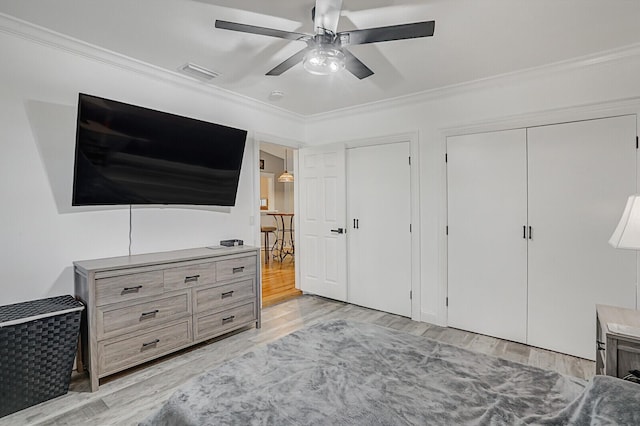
[527,115,637,360]
[298,144,348,301]
[347,142,411,317]
[447,129,528,343]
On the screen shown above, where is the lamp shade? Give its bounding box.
[277,149,294,183]
[609,195,640,249]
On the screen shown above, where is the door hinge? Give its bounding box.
[445,153,448,163]
[446,297,449,307]
[410,290,412,300]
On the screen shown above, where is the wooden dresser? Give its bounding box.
[596,304,640,378]
[74,246,260,391]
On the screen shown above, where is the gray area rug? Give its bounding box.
[533,374,640,425]
[140,320,596,425]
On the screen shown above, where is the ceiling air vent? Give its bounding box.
[179,63,219,81]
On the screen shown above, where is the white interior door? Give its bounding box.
[527,115,637,359]
[447,129,528,343]
[298,144,347,301]
[347,142,411,317]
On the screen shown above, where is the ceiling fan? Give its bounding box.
[214,0,435,79]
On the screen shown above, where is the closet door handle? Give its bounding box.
[528,226,532,240]
[356,219,359,229]
[353,218,357,228]
[523,226,526,239]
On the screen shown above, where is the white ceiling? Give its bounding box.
[2,1,640,116]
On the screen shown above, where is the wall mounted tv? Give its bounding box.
[72,93,247,206]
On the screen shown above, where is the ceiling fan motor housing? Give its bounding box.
[311,32,340,47]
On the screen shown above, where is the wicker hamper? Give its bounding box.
[0,295,84,417]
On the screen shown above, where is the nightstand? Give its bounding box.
[596,304,640,378]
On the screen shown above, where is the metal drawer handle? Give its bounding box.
[232,267,244,273]
[140,309,159,319]
[142,339,160,348]
[184,275,200,283]
[222,315,236,324]
[122,285,143,294]
[221,290,234,299]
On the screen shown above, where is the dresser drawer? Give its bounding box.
[194,279,255,314]
[98,319,192,377]
[97,291,191,339]
[616,339,640,378]
[96,271,164,306]
[194,301,256,341]
[217,256,256,282]
[164,262,216,290]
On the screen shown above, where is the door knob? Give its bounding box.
[330,228,344,234]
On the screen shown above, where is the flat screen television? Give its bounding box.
[72,93,247,206]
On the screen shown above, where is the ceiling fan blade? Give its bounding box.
[314,0,343,34]
[340,21,435,46]
[343,49,374,80]
[215,20,310,41]
[266,48,310,76]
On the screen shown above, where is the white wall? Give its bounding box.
[306,49,640,325]
[4,15,640,327]
[0,25,305,305]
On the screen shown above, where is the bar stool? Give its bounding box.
[260,226,277,264]
[267,213,294,262]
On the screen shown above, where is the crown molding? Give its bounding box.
[0,13,307,125]
[307,42,640,123]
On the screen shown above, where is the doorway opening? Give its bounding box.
[259,142,301,307]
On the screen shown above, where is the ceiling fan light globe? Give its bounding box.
[303,47,345,75]
[309,56,322,66]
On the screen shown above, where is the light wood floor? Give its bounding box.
[0,295,595,426]
[261,250,301,307]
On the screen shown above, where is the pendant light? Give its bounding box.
[278,149,294,183]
